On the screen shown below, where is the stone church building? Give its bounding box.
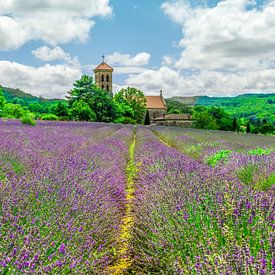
[94,59,167,124]
[145,91,167,124]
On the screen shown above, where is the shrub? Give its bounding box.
[3,103,26,119]
[21,114,36,126]
[207,150,232,167]
[114,116,136,125]
[41,114,59,121]
[247,147,270,156]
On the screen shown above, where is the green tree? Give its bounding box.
[2,103,26,119]
[71,100,96,122]
[209,106,233,131]
[0,88,6,110]
[54,102,69,120]
[67,75,117,122]
[89,88,117,122]
[28,102,46,113]
[144,110,151,125]
[11,97,25,106]
[193,111,218,130]
[246,121,251,133]
[260,123,275,134]
[114,101,136,124]
[232,117,238,131]
[166,99,193,114]
[115,87,146,124]
[67,75,97,107]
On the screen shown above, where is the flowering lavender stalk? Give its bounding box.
[0,120,133,273]
[131,127,274,274]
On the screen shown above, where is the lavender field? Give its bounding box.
[0,120,274,274]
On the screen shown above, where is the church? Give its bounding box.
[93,59,167,124]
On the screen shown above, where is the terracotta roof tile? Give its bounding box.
[94,62,113,71]
[145,96,166,109]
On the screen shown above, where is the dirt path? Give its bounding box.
[108,129,137,274]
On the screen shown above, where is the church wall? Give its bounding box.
[148,109,166,124]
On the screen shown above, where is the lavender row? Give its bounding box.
[130,127,274,274]
[152,126,275,191]
[0,122,133,273]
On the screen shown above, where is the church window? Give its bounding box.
[106,85,109,91]
[106,75,109,82]
[102,85,104,90]
[101,75,105,82]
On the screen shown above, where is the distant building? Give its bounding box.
[154,113,193,127]
[94,58,113,95]
[145,90,167,124]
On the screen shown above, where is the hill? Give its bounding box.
[169,93,275,121]
[1,86,64,104]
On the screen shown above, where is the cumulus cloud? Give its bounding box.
[32,46,79,65]
[124,0,275,97]
[106,52,151,66]
[0,0,112,50]
[125,66,275,97]
[162,0,275,71]
[0,60,82,98]
[162,55,175,66]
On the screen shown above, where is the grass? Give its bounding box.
[254,172,275,191]
[0,155,25,181]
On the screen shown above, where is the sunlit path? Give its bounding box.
[108,128,137,274]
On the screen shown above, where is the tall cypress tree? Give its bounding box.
[232,117,238,131]
[246,121,251,133]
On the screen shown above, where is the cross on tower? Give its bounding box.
[102,55,105,63]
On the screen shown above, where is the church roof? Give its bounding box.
[145,95,166,109]
[94,62,113,71]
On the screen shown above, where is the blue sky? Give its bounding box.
[0,0,275,98]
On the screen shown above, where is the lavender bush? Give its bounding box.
[0,121,274,274]
[0,121,133,273]
[131,127,274,274]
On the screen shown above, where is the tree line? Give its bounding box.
[0,75,147,125]
[0,75,274,134]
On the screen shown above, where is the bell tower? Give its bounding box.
[94,56,113,95]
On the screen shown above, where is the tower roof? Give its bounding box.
[94,62,113,72]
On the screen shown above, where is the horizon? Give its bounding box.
[1,0,275,99]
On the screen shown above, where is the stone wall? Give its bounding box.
[148,109,166,124]
[155,119,193,127]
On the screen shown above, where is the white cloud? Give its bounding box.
[162,55,175,66]
[106,52,151,66]
[32,46,79,65]
[123,0,275,97]
[113,66,148,75]
[162,0,275,72]
[0,0,112,50]
[0,60,82,98]
[125,66,275,97]
[162,0,193,25]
